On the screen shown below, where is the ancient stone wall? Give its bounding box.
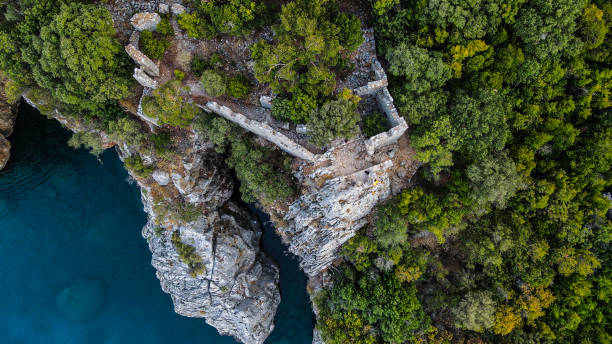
[200,102,316,162]
[358,56,408,153]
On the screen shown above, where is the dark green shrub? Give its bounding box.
[271,91,316,124]
[151,132,174,159]
[173,69,185,81]
[142,80,199,127]
[191,56,208,76]
[140,30,170,60]
[250,0,362,97]
[171,231,205,277]
[157,17,174,36]
[227,138,296,204]
[309,98,360,146]
[30,3,132,110]
[200,69,226,97]
[227,76,250,98]
[153,226,164,238]
[363,112,387,137]
[123,155,153,178]
[67,132,106,156]
[178,0,267,38]
[191,54,224,76]
[106,116,146,147]
[316,267,430,344]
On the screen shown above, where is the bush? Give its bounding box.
[178,0,266,38]
[271,91,316,124]
[192,113,241,153]
[227,138,296,204]
[171,231,205,277]
[227,76,250,98]
[191,54,223,76]
[200,69,226,97]
[363,112,387,137]
[139,30,170,60]
[123,155,153,178]
[173,69,185,81]
[157,17,174,36]
[150,131,174,160]
[309,98,360,146]
[67,132,106,156]
[142,80,199,127]
[106,116,146,147]
[2,78,21,104]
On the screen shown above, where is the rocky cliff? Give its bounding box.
[22,94,281,344]
[0,86,16,170]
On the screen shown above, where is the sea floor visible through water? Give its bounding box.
[0,103,313,344]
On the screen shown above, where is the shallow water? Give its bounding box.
[0,104,312,344]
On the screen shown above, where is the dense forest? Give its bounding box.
[315,0,611,343]
[0,0,609,343]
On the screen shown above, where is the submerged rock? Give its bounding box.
[56,279,105,322]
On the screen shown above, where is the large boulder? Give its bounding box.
[130,12,161,31]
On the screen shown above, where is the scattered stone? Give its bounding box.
[130,12,161,32]
[133,68,159,89]
[125,44,160,77]
[0,134,10,170]
[171,3,186,15]
[159,3,169,14]
[259,95,273,109]
[152,170,170,186]
[296,124,308,134]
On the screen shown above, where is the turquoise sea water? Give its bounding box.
[0,104,312,344]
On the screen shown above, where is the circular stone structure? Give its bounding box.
[56,279,105,322]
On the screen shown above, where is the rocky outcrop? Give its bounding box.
[24,93,281,344]
[280,160,394,276]
[128,137,281,344]
[0,134,10,169]
[0,91,17,169]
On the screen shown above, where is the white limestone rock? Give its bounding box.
[152,170,170,186]
[259,95,273,109]
[159,3,169,14]
[130,12,161,32]
[171,3,186,15]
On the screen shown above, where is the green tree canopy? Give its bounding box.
[308,98,360,146]
[31,3,131,109]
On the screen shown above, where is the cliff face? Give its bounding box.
[128,138,281,344]
[23,95,281,344]
[0,91,16,169]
